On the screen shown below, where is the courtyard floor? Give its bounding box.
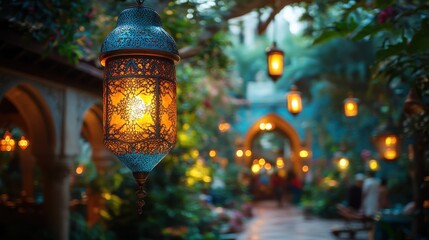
[235,201,369,240]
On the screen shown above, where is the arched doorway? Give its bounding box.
[243,113,301,174]
[241,113,302,202]
[0,83,56,237]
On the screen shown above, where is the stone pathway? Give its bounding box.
[236,201,369,240]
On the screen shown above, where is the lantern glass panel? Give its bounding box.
[287,91,302,115]
[344,98,358,117]
[104,56,176,172]
[267,52,284,78]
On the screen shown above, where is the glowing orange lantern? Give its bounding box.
[344,96,359,117]
[287,85,302,116]
[100,0,180,214]
[373,122,399,161]
[266,42,284,82]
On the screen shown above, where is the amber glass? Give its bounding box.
[103,56,176,172]
[287,90,302,115]
[267,52,284,79]
[344,98,358,117]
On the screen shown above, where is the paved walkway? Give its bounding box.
[236,201,369,240]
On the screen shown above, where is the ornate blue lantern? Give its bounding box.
[99,0,180,214]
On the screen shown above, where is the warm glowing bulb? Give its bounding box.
[245,150,252,157]
[18,136,29,150]
[265,123,273,130]
[346,103,355,110]
[302,165,309,173]
[369,159,379,171]
[76,165,84,175]
[251,164,261,174]
[1,131,15,152]
[385,136,397,146]
[236,149,244,157]
[128,96,146,121]
[299,150,309,158]
[259,123,266,131]
[338,158,349,170]
[265,163,272,170]
[209,150,216,158]
[292,100,299,108]
[258,158,266,166]
[384,148,397,160]
[276,157,284,168]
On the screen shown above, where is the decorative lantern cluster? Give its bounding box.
[373,121,399,161]
[100,0,180,214]
[287,85,302,116]
[1,130,30,152]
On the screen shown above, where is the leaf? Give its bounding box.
[375,41,407,63]
[313,29,341,45]
[352,22,390,40]
[406,23,429,54]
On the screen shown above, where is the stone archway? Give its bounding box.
[242,113,301,177]
[2,83,56,157]
[0,83,60,235]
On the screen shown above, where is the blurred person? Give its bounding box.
[362,171,380,217]
[287,171,302,205]
[270,172,284,207]
[336,173,364,220]
[348,173,365,211]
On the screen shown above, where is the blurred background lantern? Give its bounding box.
[343,94,359,117]
[99,0,180,214]
[373,121,399,161]
[287,85,302,116]
[18,136,29,150]
[266,42,284,82]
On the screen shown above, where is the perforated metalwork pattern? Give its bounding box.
[100,6,178,57]
[103,55,176,172]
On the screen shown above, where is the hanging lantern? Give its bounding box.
[18,136,30,150]
[287,85,302,116]
[1,130,15,152]
[99,0,180,214]
[373,121,399,161]
[343,95,359,117]
[266,42,284,82]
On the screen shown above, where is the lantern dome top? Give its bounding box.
[100,6,180,66]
